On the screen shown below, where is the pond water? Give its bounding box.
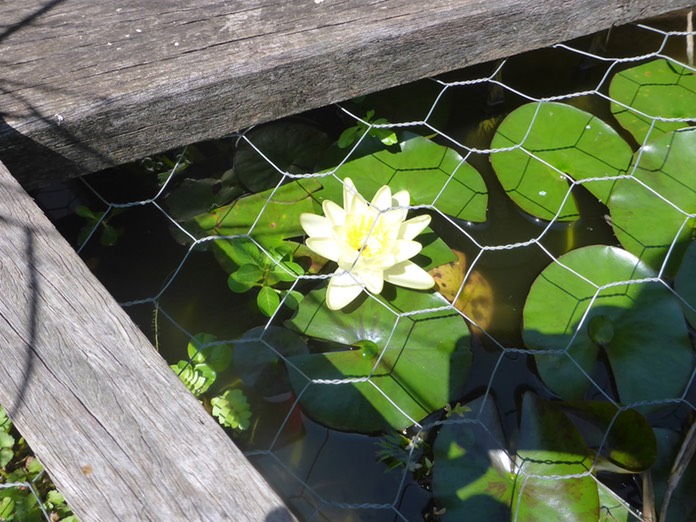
[36,14,696,522]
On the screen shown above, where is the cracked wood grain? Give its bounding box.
[1,0,694,188]
[0,159,295,521]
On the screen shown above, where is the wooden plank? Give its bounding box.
[1,0,693,189]
[0,160,295,521]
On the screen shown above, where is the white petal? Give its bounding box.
[384,261,435,290]
[383,206,407,225]
[306,237,340,262]
[349,190,372,218]
[326,271,364,310]
[392,189,410,208]
[370,185,392,211]
[337,247,364,271]
[343,177,358,210]
[300,213,331,237]
[393,239,423,263]
[359,268,384,294]
[399,214,431,240]
[323,200,346,226]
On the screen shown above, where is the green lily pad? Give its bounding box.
[609,59,696,145]
[195,178,322,248]
[524,245,693,406]
[164,168,242,221]
[285,285,471,432]
[432,394,599,521]
[490,102,633,221]
[597,482,639,522]
[301,135,488,222]
[609,129,696,273]
[559,401,656,473]
[234,121,331,193]
[675,240,696,328]
[233,326,308,397]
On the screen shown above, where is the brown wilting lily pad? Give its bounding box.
[429,249,494,333]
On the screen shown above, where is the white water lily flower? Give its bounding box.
[300,177,435,310]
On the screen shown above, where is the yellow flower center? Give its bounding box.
[346,213,393,260]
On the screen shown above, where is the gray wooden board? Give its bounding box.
[1,0,694,188]
[0,159,295,521]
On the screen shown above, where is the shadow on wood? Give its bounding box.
[1,0,694,188]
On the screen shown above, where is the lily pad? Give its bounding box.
[429,249,494,333]
[285,285,471,432]
[559,401,656,473]
[675,240,696,328]
[234,121,331,193]
[195,178,322,248]
[432,394,599,521]
[597,482,638,522]
[524,245,693,406]
[233,326,308,398]
[609,129,696,273]
[490,102,632,221]
[301,135,488,222]
[164,168,242,221]
[609,59,696,145]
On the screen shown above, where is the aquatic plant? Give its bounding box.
[299,177,434,310]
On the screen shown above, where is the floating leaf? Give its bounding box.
[524,245,693,406]
[432,394,599,521]
[300,135,488,222]
[195,178,323,249]
[559,402,656,473]
[490,102,632,221]
[286,285,471,432]
[609,129,696,273]
[164,169,243,221]
[429,249,494,333]
[234,326,309,398]
[675,240,696,328]
[234,121,331,193]
[432,396,513,521]
[609,59,696,144]
[597,479,639,521]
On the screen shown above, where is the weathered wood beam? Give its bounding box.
[0,160,295,521]
[1,0,694,189]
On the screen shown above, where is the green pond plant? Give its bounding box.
[298,176,435,310]
[0,406,76,521]
[68,55,693,520]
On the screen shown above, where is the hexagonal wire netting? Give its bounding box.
[19,10,696,522]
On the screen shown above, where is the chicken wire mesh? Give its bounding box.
[8,10,696,522]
